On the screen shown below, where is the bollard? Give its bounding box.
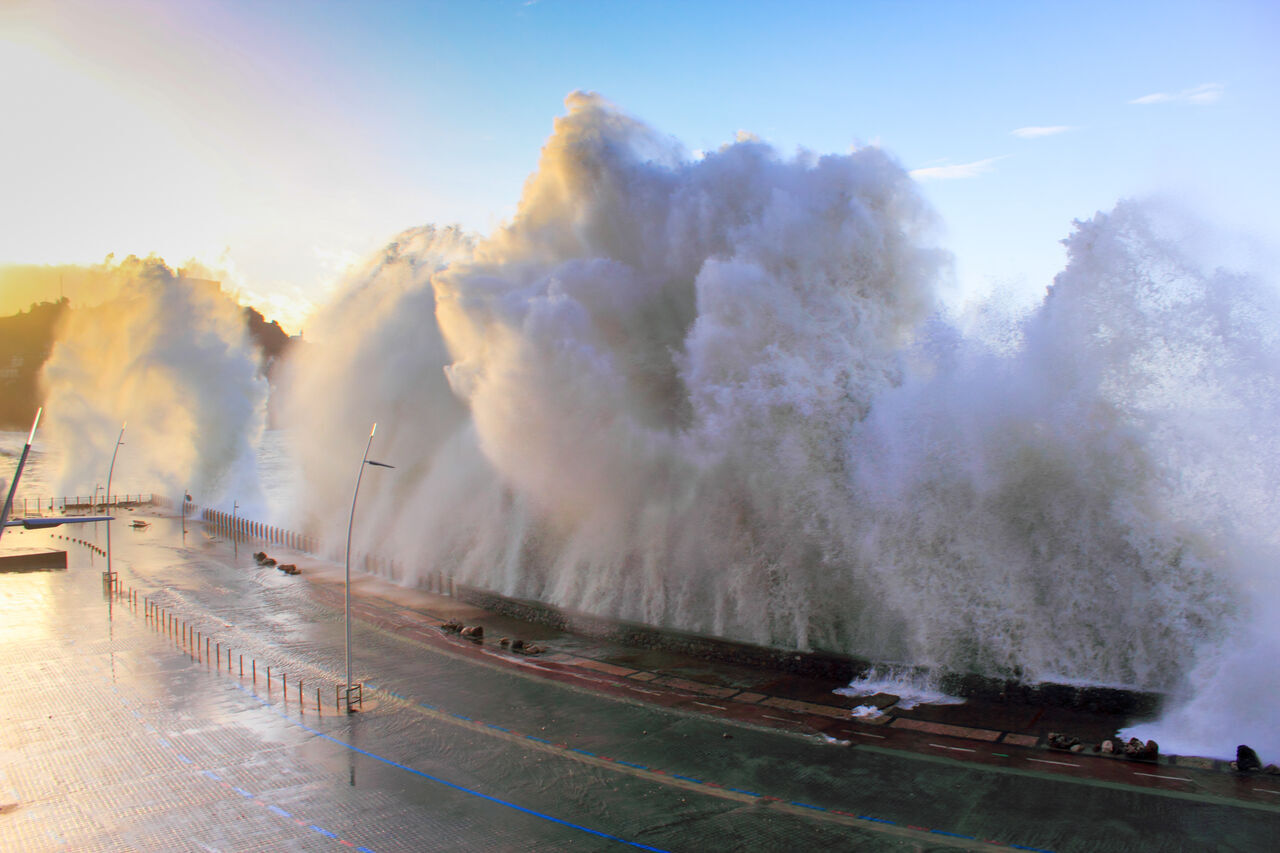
[299,679,303,711]
[227,648,232,673]
[239,654,243,676]
[283,673,287,701]
[252,659,256,683]
[216,643,220,667]
[206,637,210,662]
[317,687,321,715]
[267,666,271,689]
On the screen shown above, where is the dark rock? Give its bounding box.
[279,564,299,575]
[1237,745,1263,773]
[861,692,901,710]
[498,637,511,647]
[441,619,463,633]
[460,625,484,641]
[1122,738,1158,761]
[1263,764,1279,775]
[511,639,525,651]
[1047,732,1080,751]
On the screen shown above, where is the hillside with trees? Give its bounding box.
[0,298,294,429]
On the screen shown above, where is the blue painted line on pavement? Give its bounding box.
[237,684,670,852]
[101,669,376,853]
[119,591,1057,852]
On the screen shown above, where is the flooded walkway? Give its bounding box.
[1,513,1276,851]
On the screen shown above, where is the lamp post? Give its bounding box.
[104,423,126,509]
[344,422,393,712]
[0,408,42,543]
[103,422,125,584]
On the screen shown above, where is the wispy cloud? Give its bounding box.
[1011,125,1073,139]
[910,155,1006,181]
[1130,83,1224,105]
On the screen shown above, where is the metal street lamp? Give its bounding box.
[103,422,125,585]
[104,423,126,509]
[344,422,393,713]
[0,409,43,542]
[2,408,113,539]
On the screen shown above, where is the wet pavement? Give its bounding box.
[2,510,1278,851]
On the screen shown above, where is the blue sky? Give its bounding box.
[2,0,1276,328]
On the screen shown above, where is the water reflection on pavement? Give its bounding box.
[1,516,1276,852]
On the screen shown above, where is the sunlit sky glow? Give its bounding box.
[2,0,1276,331]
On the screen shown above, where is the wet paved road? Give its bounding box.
[2,515,1278,851]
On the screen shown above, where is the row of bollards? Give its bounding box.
[197,510,450,595]
[61,534,107,558]
[102,571,363,714]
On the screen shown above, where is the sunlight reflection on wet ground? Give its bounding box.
[2,514,1276,852]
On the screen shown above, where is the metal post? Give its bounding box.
[0,408,42,543]
[345,422,393,713]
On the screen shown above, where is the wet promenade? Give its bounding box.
[1,511,1277,851]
